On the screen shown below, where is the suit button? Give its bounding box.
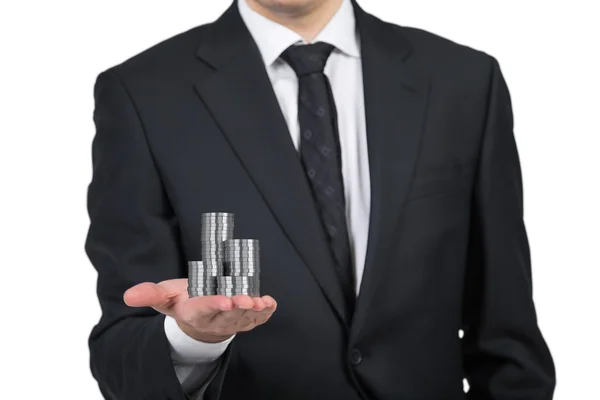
[350,349,363,366]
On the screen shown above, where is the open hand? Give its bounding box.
[124,279,277,343]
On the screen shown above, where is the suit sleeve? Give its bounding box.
[462,57,556,399]
[86,70,231,399]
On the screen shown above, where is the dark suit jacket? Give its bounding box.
[86,1,555,399]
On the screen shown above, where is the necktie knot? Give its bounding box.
[281,42,335,77]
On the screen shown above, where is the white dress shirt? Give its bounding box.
[165,0,371,396]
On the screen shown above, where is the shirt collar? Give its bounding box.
[237,0,360,67]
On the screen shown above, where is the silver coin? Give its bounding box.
[226,266,260,270]
[226,261,260,264]
[218,284,258,288]
[187,260,204,266]
[217,284,259,288]
[224,255,259,259]
[225,264,260,268]
[224,248,258,252]
[188,291,217,297]
[225,239,259,244]
[201,224,233,227]
[225,247,259,252]
[225,264,259,268]
[217,291,260,296]
[220,283,259,287]
[189,272,220,276]
[194,272,223,277]
[218,277,258,281]
[217,291,259,295]
[225,276,258,281]
[201,223,234,227]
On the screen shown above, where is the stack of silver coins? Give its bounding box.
[188,213,260,298]
[187,261,216,297]
[219,239,260,296]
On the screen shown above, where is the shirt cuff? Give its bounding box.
[164,315,234,365]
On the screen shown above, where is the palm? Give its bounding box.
[124,278,277,341]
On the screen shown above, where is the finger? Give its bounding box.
[261,295,277,310]
[156,278,188,294]
[252,297,265,311]
[232,295,254,310]
[124,282,175,312]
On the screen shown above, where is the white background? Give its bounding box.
[0,0,598,398]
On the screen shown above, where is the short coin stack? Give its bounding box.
[188,213,260,298]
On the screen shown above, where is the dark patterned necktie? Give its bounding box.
[281,43,355,313]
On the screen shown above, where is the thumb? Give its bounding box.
[123,282,178,315]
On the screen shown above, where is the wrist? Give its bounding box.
[176,320,233,343]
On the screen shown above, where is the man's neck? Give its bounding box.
[245,0,344,42]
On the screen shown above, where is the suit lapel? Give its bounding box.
[351,4,431,338]
[193,4,349,326]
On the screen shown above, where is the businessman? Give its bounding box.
[87,0,555,399]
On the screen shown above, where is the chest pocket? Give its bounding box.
[407,158,477,202]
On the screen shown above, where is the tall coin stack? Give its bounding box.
[188,213,260,298]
